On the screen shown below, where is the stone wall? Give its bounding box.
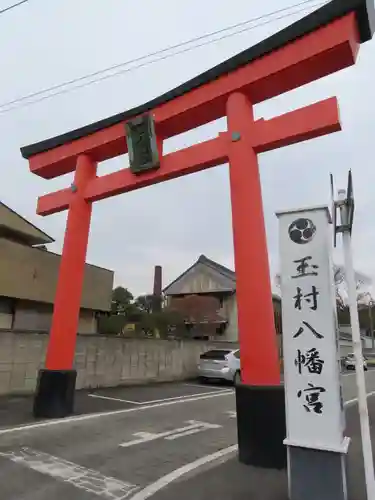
[0,331,239,395]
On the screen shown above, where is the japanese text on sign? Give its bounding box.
[290,254,326,415]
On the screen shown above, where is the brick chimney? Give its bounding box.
[152,265,162,312]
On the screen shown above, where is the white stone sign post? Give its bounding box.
[277,206,349,500]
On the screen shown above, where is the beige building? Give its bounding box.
[0,201,114,334]
[163,254,282,342]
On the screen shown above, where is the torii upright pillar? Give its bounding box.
[227,93,283,466]
[33,155,97,418]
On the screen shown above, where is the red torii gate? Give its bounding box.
[21,0,374,469]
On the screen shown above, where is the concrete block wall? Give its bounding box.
[0,332,47,394]
[0,331,238,395]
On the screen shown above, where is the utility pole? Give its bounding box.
[333,171,375,500]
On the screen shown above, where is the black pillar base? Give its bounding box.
[33,369,77,419]
[235,383,287,469]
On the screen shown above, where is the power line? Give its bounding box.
[0,0,323,110]
[0,0,321,110]
[0,0,325,114]
[0,0,28,16]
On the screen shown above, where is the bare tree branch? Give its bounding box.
[274,264,372,308]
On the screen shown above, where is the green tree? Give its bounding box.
[135,294,154,313]
[99,286,144,335]
[111,286,143,321]
[139,308,185,338]
[111,286,134,314]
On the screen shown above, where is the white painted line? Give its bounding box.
[119,422,203,448]
[119,420,221,448]
[182,383,227,390]
[88,394,144,405]
[165,427,210,440]
[126,389,375,500]
[0,390,233,436]
[130,389,232,405]
[221,387,374,414]
[89,389,232,406]
[344,390,375,407]
[0,447,139,499]
[129,444,238,500]
[164,421,221,440]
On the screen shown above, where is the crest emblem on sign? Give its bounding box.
[288,218,316,245]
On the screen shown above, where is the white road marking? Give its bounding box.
[344,390,375,406]
[0,390,233,435]
[119,420,221,448]
[129,445,238,500]
[0,447,139,499]
[182,383,228,390]
[165,428,208,440]
[89,389,232,406]
[139,389,232,404]
[89,394,144,405]
[223,389,375,415]
[126,390,375,500]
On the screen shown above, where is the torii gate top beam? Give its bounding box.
[20,0,374,181]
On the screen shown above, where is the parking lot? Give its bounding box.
[0,381,237,500]
[0,372,374,500]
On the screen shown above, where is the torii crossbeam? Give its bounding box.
[21,0,374,469]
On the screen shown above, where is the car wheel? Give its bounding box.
[234,371,241,386]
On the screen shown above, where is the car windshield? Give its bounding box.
[200,349,231,360]
[200,350,231,360]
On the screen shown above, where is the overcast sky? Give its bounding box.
[0,0,374,297]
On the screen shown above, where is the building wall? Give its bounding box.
[13,301,51,331]
[78,311,98,335]
[166,291,281,342]
[222,295,281,342]
[339,340,353,357]
[339,339,370,356]
[222,294,238,341]
[0,238,114,311]
[0,331,240,395]
[0,297,13,329]
[0,313,12,329]
[10,300,98,334]
[361,337,374,349]
[339,325,367,337]
[0,203,52,245]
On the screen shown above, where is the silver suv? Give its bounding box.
[197,349,241,384]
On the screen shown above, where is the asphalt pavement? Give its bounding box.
[0,372,373,500]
